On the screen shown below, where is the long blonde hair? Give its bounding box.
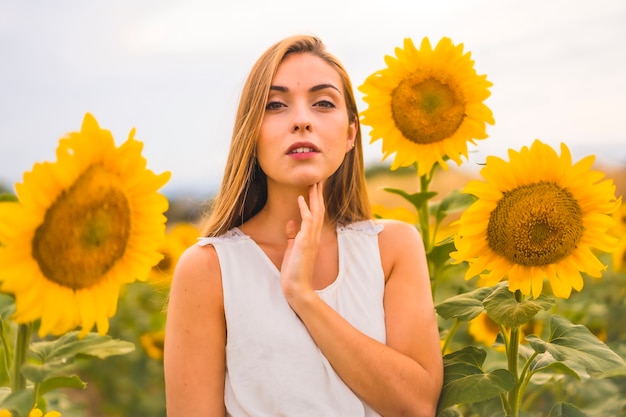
[201,35,371,236]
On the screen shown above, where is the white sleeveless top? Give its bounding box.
[198,220,386,417]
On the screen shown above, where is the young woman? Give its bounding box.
[164,35,443,417]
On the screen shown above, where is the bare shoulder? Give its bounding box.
[375,218,421,241]
[175,243,221,283]
[374,219,425,272]
[372,219,427,284]
[167,242,224,318]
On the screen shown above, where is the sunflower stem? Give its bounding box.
[500,392,511,416]
[416,163,434,254]
[507,325,521,416]
[507,290,524,417]
[416,164,439,300]
[516,352,538,412]
[441,318,461,354]
[0,317,13,382]
[12,322,32,392]
[32,382,41,406]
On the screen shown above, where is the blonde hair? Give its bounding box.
[201,35,371,236]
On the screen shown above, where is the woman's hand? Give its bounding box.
[280,181,325,306]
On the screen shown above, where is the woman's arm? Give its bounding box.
[380,219,443,414]
[282,185,443,417]
[164,244,226,417]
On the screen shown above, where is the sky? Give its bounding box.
[1,0,625,197]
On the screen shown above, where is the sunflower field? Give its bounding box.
[1,36,626,417]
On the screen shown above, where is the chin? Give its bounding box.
[289,170,326,185]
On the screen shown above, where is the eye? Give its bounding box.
[265,101,285,111]
[315,100,336,109]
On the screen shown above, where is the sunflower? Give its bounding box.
[148,222,199,289]
[359,37,494,176]
[0,113,170,336]
[139,329,166,360]
[451,140,621,299]
[468,312,500,347]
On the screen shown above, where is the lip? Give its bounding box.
[286,141,320,155]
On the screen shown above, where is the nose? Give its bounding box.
[291,105,312,133]
[292,121,311,132]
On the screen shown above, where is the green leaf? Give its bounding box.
[435,285,498,321]
[428,239,457,269]
[468,396,509,417]
[21,361,73,384]
[443,345,487,368]
[23,331,134,383]
[528,352,589,381]
[32,331,135,361]
[0,292,15,319]
[483,286,555,328]
[431,189,475,224]
[0,386,34,417]
[439,368,514,410]
[439,346,515,411]
[527,315,626,378]
[548,402,588,417]
[436,407,463,417]
[0,387,10,403]
[383,187,438,211]
[0,295,15,386]
[39,374,87,395]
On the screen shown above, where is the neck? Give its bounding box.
[242,183,333,241]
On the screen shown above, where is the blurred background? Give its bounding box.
[1,1,625,416]
[1,0,625,198]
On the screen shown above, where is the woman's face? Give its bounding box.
[256,52,356,189]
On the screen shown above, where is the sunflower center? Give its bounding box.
[390,76,466,144]
[487,181,584,266]
[32,165,131,290]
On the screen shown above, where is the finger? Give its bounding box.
[297,194,311,221]
[310,182,325,227]
[308,182,324,216]
[317,181,325,215]
[308,183,318,215]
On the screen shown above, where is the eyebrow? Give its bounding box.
[269,83,342,94]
